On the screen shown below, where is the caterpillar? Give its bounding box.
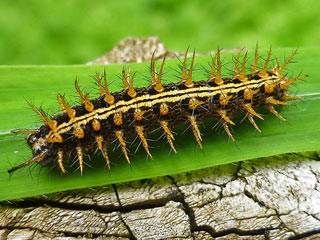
[8,45,307,174]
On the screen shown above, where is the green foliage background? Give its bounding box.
[0,0,319,65]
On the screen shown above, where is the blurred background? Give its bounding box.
[0,0,319,65]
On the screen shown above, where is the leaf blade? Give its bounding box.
[1,47,319,201]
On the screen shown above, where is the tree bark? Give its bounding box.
[1,153,320,239]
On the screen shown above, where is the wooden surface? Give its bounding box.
[1,153,320,239]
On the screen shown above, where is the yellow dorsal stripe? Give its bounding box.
[46,77,278,139]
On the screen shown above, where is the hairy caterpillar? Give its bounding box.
[9,45,307,174]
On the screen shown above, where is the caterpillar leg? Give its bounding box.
[102,143,111,171]
[217,109,235,126]
[8,150,48,174]
[57,149,66,173]
[242,103,264,132]
[11,129,38,135]
[217,110,236,140]
[135,125,152,158]
[282,93,303,101]
[247,114,262,133]
[95,135,103,150]
[242,103,264,120]
[96,135,111,171]
[266,97,291,106]
[115,130,130,164]
[266,105,286,121]
[76,146,84,174]
[188,115,203,149]
[159,120,177,153]
[222,120,235,142]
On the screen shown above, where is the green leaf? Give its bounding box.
[0,47,319,201]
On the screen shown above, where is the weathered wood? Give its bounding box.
[1,153,320,239]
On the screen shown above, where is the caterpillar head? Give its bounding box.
[27,133,48,154]
[8,130,50,174]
